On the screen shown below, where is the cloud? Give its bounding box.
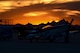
[0,1,80,25]
[1,1,80,18]
[54,1,80,11]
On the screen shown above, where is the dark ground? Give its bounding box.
[0,30,80,53]
[0,40,80,53]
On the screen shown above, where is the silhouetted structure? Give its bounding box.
[64,18,74,43]
[0,18,80,44]
[14,24,27,40]
[0,25,13,40]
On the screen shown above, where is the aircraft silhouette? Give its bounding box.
[26,19,74,43]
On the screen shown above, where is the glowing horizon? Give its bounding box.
[12,15,60,25]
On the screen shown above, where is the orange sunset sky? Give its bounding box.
[0,0,80,25]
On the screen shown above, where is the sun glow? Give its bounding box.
[23,12,48,16]
[26,13,38,16]
[21,11,61,25]
[55,20,60,22]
